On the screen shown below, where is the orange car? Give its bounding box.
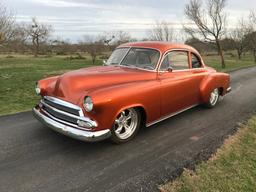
[33,41,231,144]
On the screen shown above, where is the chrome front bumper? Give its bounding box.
[33,107,111,142]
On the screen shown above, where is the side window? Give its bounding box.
[160,51,189,71]
[191,53,202,68]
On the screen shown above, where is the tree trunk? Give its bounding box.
[32,37,39,57]
[254,49,256,63]
[91,55,96,65]
[216,39,225,68]
[35,37,39,57]
[237,49,242,60]
[32,38,36,57]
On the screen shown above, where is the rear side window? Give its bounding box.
[160,51,189,71]
[191,53,202,68]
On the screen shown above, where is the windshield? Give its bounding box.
[106,48,129,65]
[107,48,160,70]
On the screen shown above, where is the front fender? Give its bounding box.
[83,81,161,131]
[200,72,230,103]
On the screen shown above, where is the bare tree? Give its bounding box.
[99,33,115,46]
[184,0,227,68]
[0,3,15,46]
[244,31,256,62]
[10,24,29,53]
[250,10,256,26]
[230,18,250,59]
[97,30,132,50]
[245,11,256,62]
[50,38,73,55]
[79,35,105,65]
[25,17,52,56]
[87,42,104,65]
[148,21,174,41]
[112,31,131,45]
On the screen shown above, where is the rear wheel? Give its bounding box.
[110,108,141,144]
[205,88,220,108]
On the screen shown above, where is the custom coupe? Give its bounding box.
[33,42,231,144]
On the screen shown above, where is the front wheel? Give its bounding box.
[110,108,141,144]
[205,88,220,108]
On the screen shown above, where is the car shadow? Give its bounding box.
[31,102,227,157]
[41,106,201,143]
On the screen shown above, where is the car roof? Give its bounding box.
[118,41,199,54]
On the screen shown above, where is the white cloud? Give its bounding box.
[29,0,95,8]
[6,0,255,41]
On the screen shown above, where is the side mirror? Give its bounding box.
[103,60,107,66]
[167,67,173,72]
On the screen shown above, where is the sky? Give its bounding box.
[4,0,256,42]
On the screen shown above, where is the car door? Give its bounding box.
[158,50,200,118]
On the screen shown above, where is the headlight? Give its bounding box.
[83,96,93,112]
[35,83,41,95]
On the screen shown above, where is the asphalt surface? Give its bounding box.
[0,66,256,192]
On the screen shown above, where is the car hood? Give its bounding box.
[44,65,156,103]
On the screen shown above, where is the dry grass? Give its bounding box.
[161,116,256,192]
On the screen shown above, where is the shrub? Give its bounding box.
[6,55,15,58]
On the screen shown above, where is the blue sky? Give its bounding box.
[5,0,256,42]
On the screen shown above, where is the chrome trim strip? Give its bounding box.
[41,100,97,127]
[158,67,207,73]
[146,104,198,127]
[44,96,84,117]
[33,107,111,142]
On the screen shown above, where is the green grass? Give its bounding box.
[203,54,256,72]
[161,115,256,192]
[0,53,255,116]
[0,55,101,115]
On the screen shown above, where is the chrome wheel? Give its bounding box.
[209,88,219,106]
[113,108,139,140]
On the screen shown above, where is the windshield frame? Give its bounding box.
[109,46,161,72]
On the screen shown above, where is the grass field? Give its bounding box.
[0,53,255,115]
[161,115,256,192]
[0,55,101,115]
[203,54,256,72]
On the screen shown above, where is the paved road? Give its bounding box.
[0,67,256,192]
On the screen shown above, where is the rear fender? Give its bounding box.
[200,73,230,103]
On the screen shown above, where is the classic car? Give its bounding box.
[33,41,231,144]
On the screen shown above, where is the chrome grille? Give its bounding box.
[42,104,78,124]
[40,96,85,128]
[43,97,80,116]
